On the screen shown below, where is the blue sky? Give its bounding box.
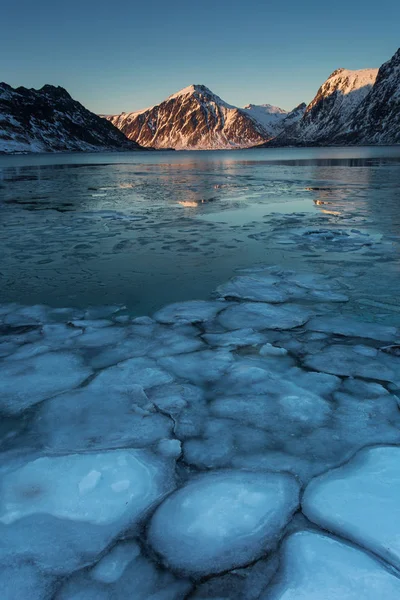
[1,0,399,114]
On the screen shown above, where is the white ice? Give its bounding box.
[153,300,225,324]
[57,540,191,599]
[0,352,92,415]
[304,344,400,384]
[31,384,173,451]
[218,302,311,331]
[303,446,400,570]
[0,449,175,573]
[148,470,299,576]
[306,315,398,342]
[265,531,400,600]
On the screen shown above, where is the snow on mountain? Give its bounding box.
[270,68,378,145]
[107,85,277,150]
[333,48,400,145]
[0,83,141,154]
[242,103,289,134]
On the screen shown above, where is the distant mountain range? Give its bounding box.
[105,86,306,150]
[0,47,399,153]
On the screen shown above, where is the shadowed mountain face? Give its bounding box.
[268,68,378,146]
[0,83,141,153]
[107,85,274,150]
[333,48,400,145]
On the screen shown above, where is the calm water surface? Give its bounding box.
[1,146,400,316]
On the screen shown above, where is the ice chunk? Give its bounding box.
[0,449,175,574]
[158,350,233,385]
[306,316,398,342]
[265,531,400,600]
[148,382,204,418]
[89,337,155,369]
[2,305,50,326]
[90,357,173,391]
[218,303,311,331]
[147,326,205,358]
[216,275,288,303]
[31,385,173,451]
[0,352,92,415]
[183,419,236,469]
[153,300,225,324]
[304,344,400,384]
[74,326,127,348]
[202,328,267,348]
[259,343,288,357]
[91,541,141,583]
[57,541,191,599]
[148,470,299,576]
[303,446,400,570]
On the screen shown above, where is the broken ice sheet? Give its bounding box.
[0,449,176,574]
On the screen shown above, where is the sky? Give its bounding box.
[1,0,399,114]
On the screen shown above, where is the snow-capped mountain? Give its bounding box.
[107,85,280,150]
[242,103,289,135]
[0,83,141,153]
[333,48,400,145]
[270,68,378,145]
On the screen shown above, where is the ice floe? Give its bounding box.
[218,302,311,331]
[148,470,299,576]
[304,344,400,385]
[30,385,173,452]
[0,449,175,573]
[0,352,92,415]
[303,446,400,571]
[265,531,400,599]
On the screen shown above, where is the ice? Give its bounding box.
[0,352,92,415]
[0,561,55,600]
[306,315,398,342]
[2,305,50,326]
[0,449,175,574]
[157,438,182,458]
[218,303,311,331]
[90,357,174,391]
[259,343,288,356]
[57,540,191,600]
[182,419,236,468]
[147,325,205,358]
[217,275,288,303]
[89,337,155,368]
[31,385,173,451]
[303,446,400,570]
[90,325,204,369]
[304,344,400,384]
[265,531,400,600]
[191,555,279,600]
[74,326,127,348]
[148,470,299,576]
[153,300,225,324]
[159,350,233,385]
[91,541,141,583]
[147,382,204,418]
[202,328,267,348]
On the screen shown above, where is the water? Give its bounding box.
[1,146,400,598]
[1,146,400,315]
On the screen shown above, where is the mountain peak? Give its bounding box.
[168,84,214,99]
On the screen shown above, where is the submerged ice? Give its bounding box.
[0,263,399,597]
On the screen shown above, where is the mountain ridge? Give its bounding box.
[106,84,305,150]
[0,83,142,154]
